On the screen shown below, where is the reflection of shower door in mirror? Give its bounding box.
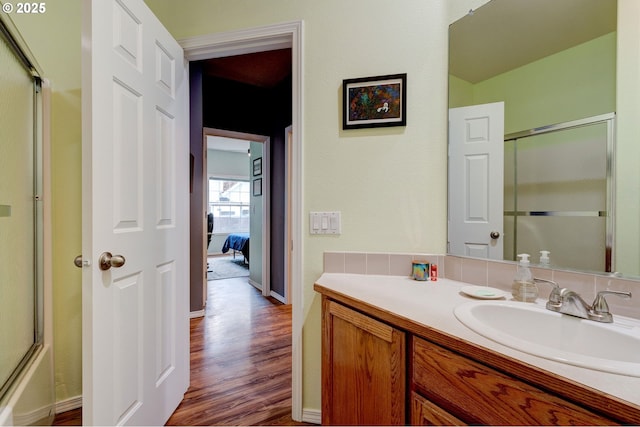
[449,102,504,260]
[506,117,613,272]
[0,19,43,402]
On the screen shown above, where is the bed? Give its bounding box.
[221,232,250,263]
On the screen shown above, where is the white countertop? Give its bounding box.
[315,273,640,408]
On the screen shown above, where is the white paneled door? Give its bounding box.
[449,102,504,260]
[81,0,189,425]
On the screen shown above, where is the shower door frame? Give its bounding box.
[504,112,616,271]
[0,13,50,409]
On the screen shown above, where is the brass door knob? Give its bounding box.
[99,252,126,271]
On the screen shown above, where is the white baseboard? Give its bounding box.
[301,408,321,424]
[53,395,316,423]
[269,290,285,303]
[55,395,82,414]
[11,404,52,426]
[189,309,205,318]
[54,395,317,424]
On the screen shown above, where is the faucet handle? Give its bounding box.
[534,278,561,303]
[592,290,632,313]
[591,290,632,323]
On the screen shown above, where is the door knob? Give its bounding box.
[490,231,500,239]
[99,252,126,271]
[74,255,92,268]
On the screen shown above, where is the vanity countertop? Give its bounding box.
[314,273,640,411]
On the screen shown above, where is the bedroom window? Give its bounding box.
[208,178,250,233]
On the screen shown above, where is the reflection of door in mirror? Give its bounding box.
[449,102,504,260]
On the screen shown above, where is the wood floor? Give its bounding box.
[53,276,309,426]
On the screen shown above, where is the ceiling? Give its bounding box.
[449,0,617,83]
[202,48,292,89]
[207,135,250,153]
[203,48,292,152]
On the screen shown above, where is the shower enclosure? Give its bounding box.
[0,14,53,426]
[503,113,615,272]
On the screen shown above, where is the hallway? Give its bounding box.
[53,277,306,426]
[167,276,301,425]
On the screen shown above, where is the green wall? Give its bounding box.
[144,0,453,412]
[449,32,616,134]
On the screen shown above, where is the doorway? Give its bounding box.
[182,21,304,420]
[204,129,271,297]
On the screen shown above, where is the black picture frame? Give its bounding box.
[253,157,262,176]
[253,178,262,196]
[343,73,407,130]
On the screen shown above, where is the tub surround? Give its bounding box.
[317,251,640,422]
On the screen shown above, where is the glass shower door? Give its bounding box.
[508,120,611,271]
[0,20,42,402]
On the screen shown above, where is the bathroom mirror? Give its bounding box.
[447,0,628,275]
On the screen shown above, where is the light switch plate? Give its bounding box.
[0,205,11,217]
[309,211,341,235]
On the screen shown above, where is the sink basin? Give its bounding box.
[454,300,640,377]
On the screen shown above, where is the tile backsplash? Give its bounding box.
[322,252,640,320]
[323,251,443,277]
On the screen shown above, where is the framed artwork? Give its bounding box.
[253,178,262,196]
[343,73,407,129]
[253,157,262,176]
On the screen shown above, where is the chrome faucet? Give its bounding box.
[533,278,632,323]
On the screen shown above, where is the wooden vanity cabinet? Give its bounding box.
[318,291,630,426]
[410,391,465,425]
[410,336,615,425]
[321,297,406,425]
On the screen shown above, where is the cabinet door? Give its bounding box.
[412,337,616,425]
[322,298,405,425]
[411,391,466,426]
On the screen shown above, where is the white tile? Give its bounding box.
[390,254,413,277]
[324,252,345,273]
[366,253,390,275]
[345,253,366,274]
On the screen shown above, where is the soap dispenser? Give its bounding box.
[539,250,551,267]
[511,253,538,302]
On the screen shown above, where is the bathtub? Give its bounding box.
[0,345,54,426]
